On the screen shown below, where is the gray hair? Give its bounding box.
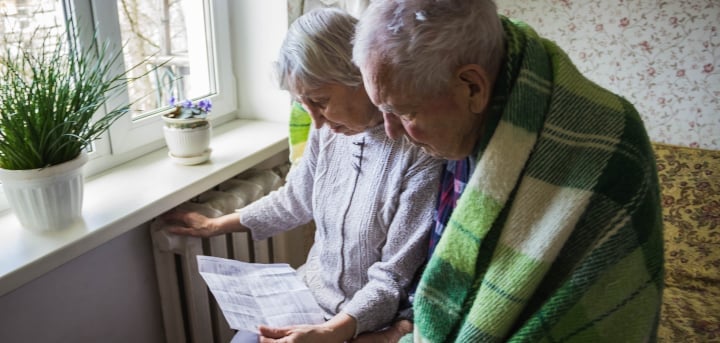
[353,0,505,97]
[275,7,362,95]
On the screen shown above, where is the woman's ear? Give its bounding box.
[456,64,491,114]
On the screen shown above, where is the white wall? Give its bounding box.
[230,0,291,123]
[0,224,164,343]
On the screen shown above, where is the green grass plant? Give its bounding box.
[0,25,151,170]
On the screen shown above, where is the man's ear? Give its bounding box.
[456,64,491,114]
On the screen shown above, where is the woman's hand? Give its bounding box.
[160,211,243,238]
[351,319,412,343]
[160,210,217,237]
[257,324,339,343]
[258,313,355,343]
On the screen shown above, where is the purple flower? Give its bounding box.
[197,99,212,112]
[166,97,212,119]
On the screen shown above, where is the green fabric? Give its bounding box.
[406,17,664,343]
[289,101,312,164]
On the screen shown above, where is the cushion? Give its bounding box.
[653,143,720,341]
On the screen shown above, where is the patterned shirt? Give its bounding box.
[429,157,475,256]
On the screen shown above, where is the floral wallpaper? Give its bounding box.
[286,0,719,150]
[497,0,719,150]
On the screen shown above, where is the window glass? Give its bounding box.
[0,0,65,56]
[117,0,216,119]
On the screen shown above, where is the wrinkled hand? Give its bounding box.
[159,210,219,238]
[258,324,343,343]
[351,320,412,343]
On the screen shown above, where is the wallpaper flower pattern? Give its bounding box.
[288,0,719,150]
[497,0,719,150]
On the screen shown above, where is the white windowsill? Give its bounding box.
[0,119,288,297]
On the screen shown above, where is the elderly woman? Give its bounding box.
[353,0,664,342]
[163,7,442,343]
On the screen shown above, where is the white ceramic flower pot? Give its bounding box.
[0,152,88,232]
[162,117,212,164]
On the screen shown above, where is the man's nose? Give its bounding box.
[383,112,405,140]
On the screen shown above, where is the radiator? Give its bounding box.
[151,161,314,343]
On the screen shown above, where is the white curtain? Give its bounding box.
[287,0,370,24]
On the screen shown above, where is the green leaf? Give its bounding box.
[0,22,162,170]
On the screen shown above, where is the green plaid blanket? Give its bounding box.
[405,17,664,342]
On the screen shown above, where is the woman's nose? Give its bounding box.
[383,112,405,140]
[305,107,326,129]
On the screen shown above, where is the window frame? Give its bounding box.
[90,0,237,157]
[74,0,236,168]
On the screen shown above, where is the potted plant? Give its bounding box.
[0,27,156,232]
[162,97,212,165]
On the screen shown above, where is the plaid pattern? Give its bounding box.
[405,17,663,343]
[430,158,473,257]
[289,102,312,165]
[407,158,472,304]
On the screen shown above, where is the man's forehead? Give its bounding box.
[375,91,418,114]
[361,71,383,105]
[363,64,414,109]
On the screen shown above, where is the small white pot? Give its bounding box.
[162,116,211,164]
[0,152,88,232]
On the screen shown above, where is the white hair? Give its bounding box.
[275,7,362,94]
[353,0,505,97]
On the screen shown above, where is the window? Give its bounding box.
[91,0,236,159]
[0,1,65,54]
[1,0,234,160]
[0,0,236,207]
[117,0,216,121]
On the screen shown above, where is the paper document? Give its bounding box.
[197,255,326,333]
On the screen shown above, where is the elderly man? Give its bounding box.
[353,0,664,342]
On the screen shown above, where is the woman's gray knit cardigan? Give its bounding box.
[239,124,442,335]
